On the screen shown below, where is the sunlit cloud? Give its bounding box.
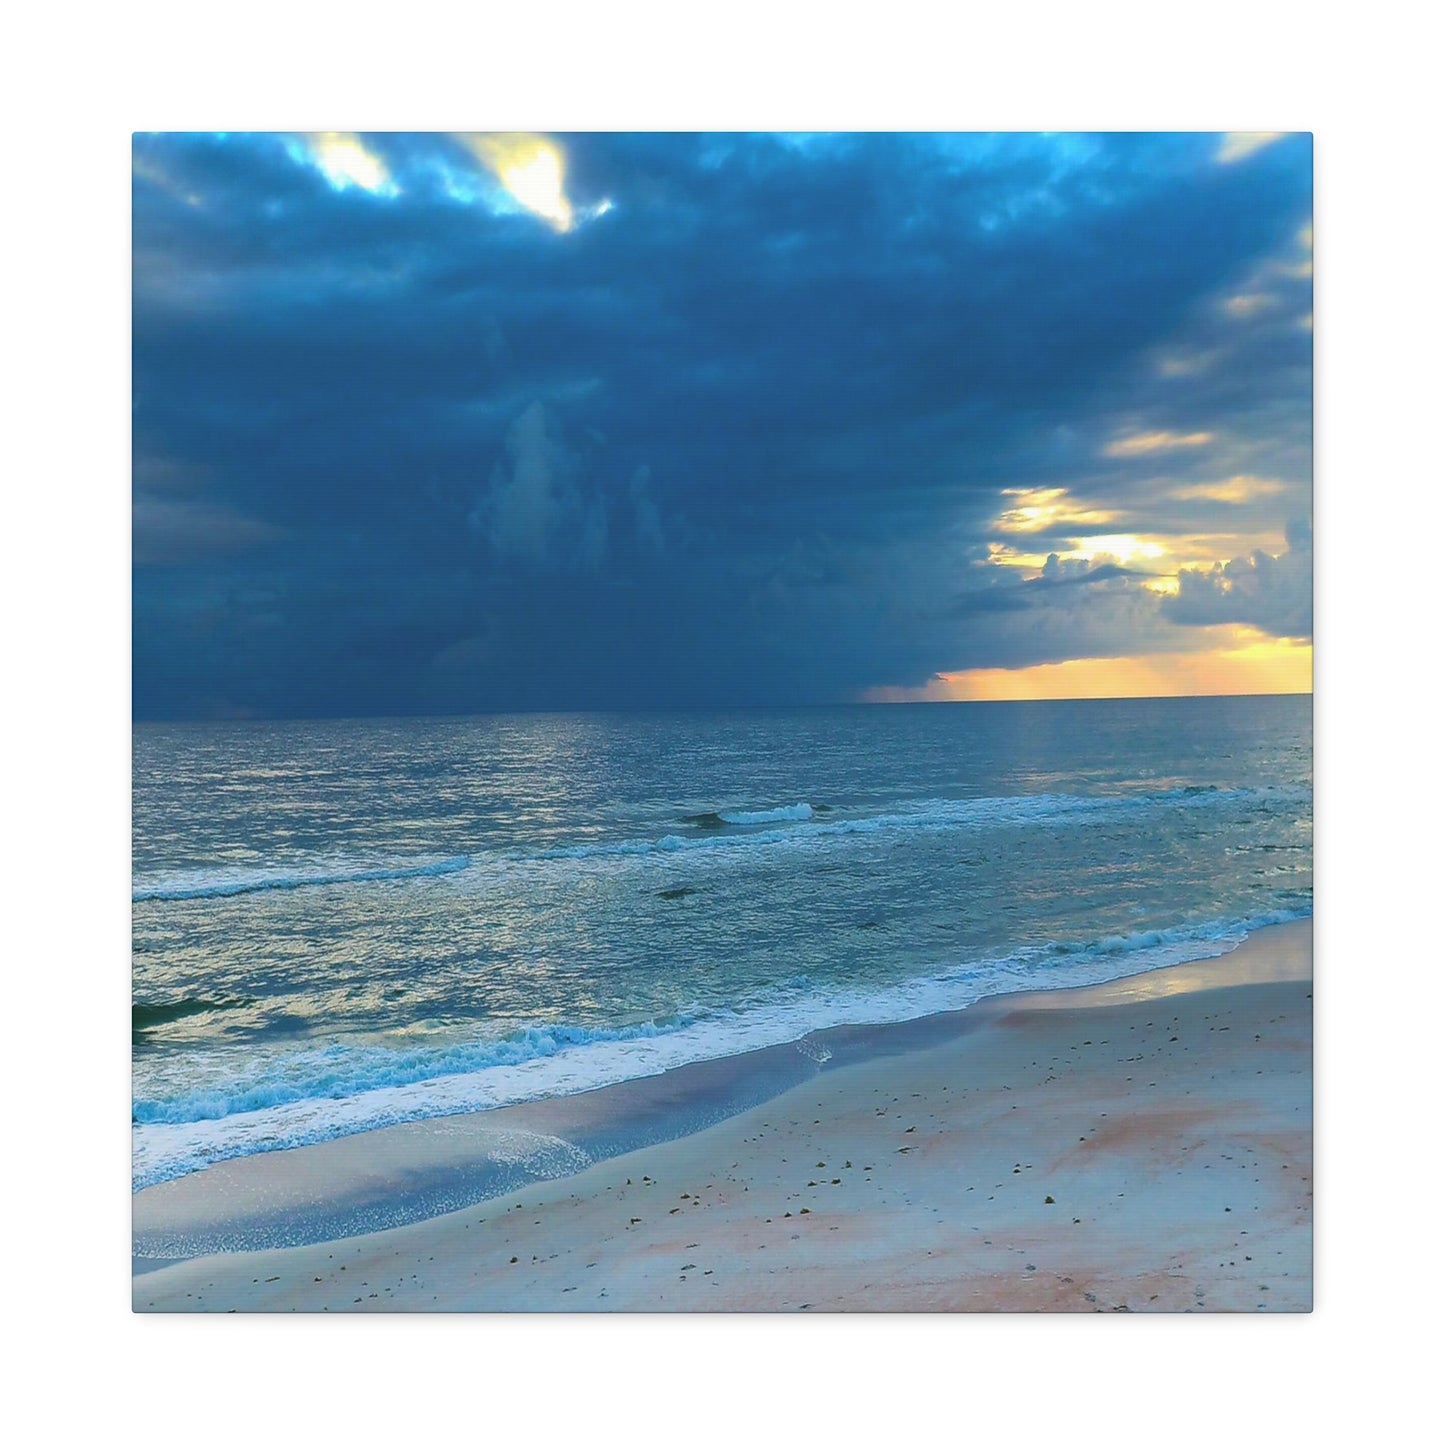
[1223,291,1278,318]
[865,627,1311,703]
[454,133,612,231]
[292,133,396,195]
[1171,475,1286,504]
[986,542,1046,568]
[994,487,1118,534]
[1103,429,1214,458]
[1217,132,1288,165]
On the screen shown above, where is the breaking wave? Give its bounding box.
[683,803,816,827]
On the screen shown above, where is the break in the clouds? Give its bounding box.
[133,131,1312,717]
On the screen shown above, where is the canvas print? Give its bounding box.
[132,131,1312,1312]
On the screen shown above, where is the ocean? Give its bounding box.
[132,696,1312,1193]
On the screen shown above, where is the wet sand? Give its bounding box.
[134,919,1311,1312]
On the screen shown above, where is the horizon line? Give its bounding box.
[132,690,1313,726]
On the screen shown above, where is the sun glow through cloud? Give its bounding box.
[302,133,395,195]
[1067,534,1167,564]
[459,134,581,230]
[865,629,1311,703]
[994,487,1119,534]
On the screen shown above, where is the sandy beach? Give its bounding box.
[134,919,1311,1313]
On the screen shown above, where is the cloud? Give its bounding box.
[1103,429,1216,458]
[131,132,1312,716]
[467,403,675,573]
[1036,555,1147,587]
[629,466,666,554]
[292,133,396,196]
[1165,519,1312,638]
[1223,291,1279,318]
[469,400,584,564]
[994,487,1119,534]
[133,495,285,566]
[456,133,575,230]
[1171,476,1286,504]
[1217,133,1289,165]
[451,133,612,231]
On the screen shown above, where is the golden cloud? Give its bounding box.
[1103,430,1215,459]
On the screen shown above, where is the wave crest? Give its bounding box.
[540,786,1302,862]
[133,855,472,903]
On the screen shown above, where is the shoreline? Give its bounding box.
[132,906,1309,1198]
[133,917,1308,1256]
[135,918,1312,1310]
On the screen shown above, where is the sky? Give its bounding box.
[133,131,1312,718]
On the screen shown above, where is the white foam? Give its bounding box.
[717,803,815,824]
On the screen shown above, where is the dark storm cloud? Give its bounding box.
[132,132,1312,717]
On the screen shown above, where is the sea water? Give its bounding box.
[133,696,1311,1190]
